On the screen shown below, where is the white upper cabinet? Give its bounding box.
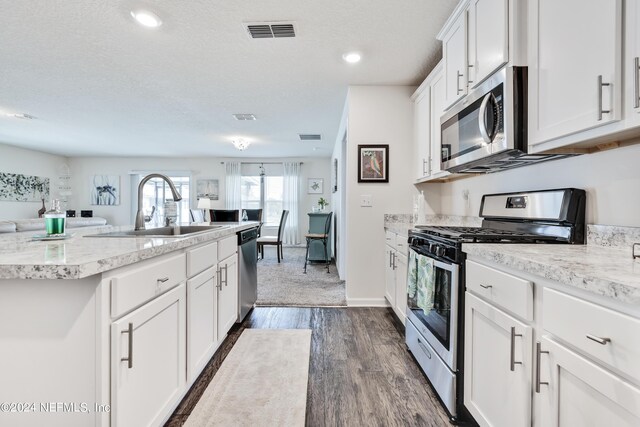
[627,0,640,127]
[467,0,509,88]
[441,11,468,109]
[528,0,623,146]
[429,67,450,178]
[412,85,431,181]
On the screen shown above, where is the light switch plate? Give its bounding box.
[361,195,372,207]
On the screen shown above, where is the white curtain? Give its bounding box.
[282,162,300,245]
[225,162,242,210]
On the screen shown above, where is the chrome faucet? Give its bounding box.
[135,174,182,230]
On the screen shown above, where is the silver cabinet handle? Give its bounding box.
[597,75,611,120]
[216,268,222,291]
[535,342,549,393]
[635,57,640,109]
[389,251,393,268]
[510,327,523,371]
[157,277,169,283]
[417,337,432,359]
[223,264,228,287]
[586,334,611,345]
[428,156,432,175]
[468,63,474,84]
[121,322,133,369]
[422,159,427,176]
[479,284,492,289]
[392,253,397,270]
[456,71,464,95]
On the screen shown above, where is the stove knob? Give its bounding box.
[434,245,445,257]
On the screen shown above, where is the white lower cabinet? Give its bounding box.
[464,292,532,427]
[384,244,396,308]
[394,252,408,323]
[111,284,187,427]
[186,267,217,383]
[217,253,238,339]
[384,231,408,324]
[537,337,640,427]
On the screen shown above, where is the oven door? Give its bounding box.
[440,67,506,172]
[406,247,459,370]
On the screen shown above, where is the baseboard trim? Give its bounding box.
[346,298,390,307]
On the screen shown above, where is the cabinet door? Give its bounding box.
[443,12,467,109]
[111,284,186,427]
[429,69,450,178]
[217,254,238,339]
[537,337,640,427]
[394,252,407,324]
[413,88,431,180]
[529,0,622,145]
[468,0,508,87]
[627,0,640,126]
[187,267,217,383]
[384,245,396,307]
[464,292,532,427]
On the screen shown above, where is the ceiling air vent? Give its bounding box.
[233,114,256,121]
[243,21,296,39]
[298,134,322,141]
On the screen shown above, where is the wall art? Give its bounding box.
[0,172,50,202]
[91,175,120,205]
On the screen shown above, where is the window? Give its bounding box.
[241,175,283,226]
[139,176,190,226]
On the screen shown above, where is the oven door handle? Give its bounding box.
[478,92,496,143]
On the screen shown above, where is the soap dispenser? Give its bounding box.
[44,199,66,235]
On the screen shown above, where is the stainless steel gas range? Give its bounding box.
[405,188,586,423]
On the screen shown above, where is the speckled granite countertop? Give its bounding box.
[384,214,482,237]
[0,222,258,280]
[463,243,640,305]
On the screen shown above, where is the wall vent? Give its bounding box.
[298,134,322,141]
[233,114,256,121]
[243,21,296,39]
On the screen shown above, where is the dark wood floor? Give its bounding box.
[166,307,450,427]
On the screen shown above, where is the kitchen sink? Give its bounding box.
[85,225,227,238]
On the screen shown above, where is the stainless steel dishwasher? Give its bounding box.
[237,226,258,322]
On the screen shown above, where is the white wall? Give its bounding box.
[69,156,330,240]
[0,143,68,219]
[428,142,640,227]
[344,86,436,305]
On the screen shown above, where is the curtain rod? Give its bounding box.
[219,161,303,165]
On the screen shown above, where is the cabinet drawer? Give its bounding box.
[111,252,186,318]
[466,260,533,321]
[543,288,640,381]
[186,242,217,277]
[385,230,397,247]
[395,235,408,255]
[218,235,237,261]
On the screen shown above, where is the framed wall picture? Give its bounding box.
[357,144,389,183]
[90,175,120,205]
[307,178,323,194]
[196,179,219,200]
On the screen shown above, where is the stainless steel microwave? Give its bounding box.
[440,66,572,173]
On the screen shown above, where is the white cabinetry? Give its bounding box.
[217,253,238,339]
[442,11,468,109]
[186,267,217,382]
[537,337,640,427]
[384,230,408,324]
[467,0,508,87]
[429,65,449,179]
[111,284,186,427]
[464,292,532,427]
[412,85,431,181]
[627,0,640,127]
[528,0,623,146]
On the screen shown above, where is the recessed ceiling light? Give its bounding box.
[342,52,362,64]
[233,114,257,121]
[130,10,162,28]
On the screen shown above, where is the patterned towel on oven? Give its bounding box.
[416,253,435,315]
[407,250,418,298]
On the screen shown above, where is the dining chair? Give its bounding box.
[242,208,263,236]
[189,208,205,223]
[304,212,333,274]
[210,209,239,222]
[257,210,289,262]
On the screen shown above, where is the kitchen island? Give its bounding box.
[0,222,257,427]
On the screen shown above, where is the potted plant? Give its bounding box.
[317,197,329,212]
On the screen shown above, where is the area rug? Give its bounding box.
[184,329,312,427]
[257,247,347,306]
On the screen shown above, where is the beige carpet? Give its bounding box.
[184,329,312,427]
[257,247,346,306]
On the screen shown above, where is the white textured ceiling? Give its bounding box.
[0,0,457,158]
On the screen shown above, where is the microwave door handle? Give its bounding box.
[478,93,493,143]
